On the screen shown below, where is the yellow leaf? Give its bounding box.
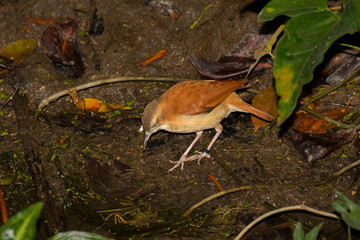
[0,39,37,63]
[69,91,131,113]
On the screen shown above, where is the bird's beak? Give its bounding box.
[143,131,151,150]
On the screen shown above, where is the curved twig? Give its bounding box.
[309,66,360,103]
[233,204,339,240]
[32,76,202,127]
[0,86,18,109]
[299,106,356,129]
[181,186,253,218]
[182,158,360,220]
[308,158,360,186]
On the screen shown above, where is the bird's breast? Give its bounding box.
[162,102,230,133]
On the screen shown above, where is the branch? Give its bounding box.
[181,186,253,218]
[233,204,339,240]
[32,76,201,127]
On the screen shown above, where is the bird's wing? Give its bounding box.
[160,79,247,115]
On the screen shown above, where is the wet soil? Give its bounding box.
[0,0,360,239]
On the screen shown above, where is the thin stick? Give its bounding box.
[309,66,360,103]
[233,204,339,240]
[308,158,360,186]
[0,86,18,109]
[299,106,355,129]
[182,158,360,220]
[32,76,201,126]
[179,158,360,238]
[0,185,8,223]
[181,186,253,218]
[190,3,214,29]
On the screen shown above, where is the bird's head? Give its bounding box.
[142,98,162,149]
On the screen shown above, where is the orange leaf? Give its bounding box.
[24,17,59,25]
[208,174,223,192]
[141,48,169,67]
[292,104,350,134]
[0,185,8,223]
[69,91,131,113]
[23,25,31,32]
[76,98,130,113]
[251,86,278,132]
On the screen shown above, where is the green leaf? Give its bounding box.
[0,39,37,63]
[332,190,360,231]
[0,202,43,240]
[293,222,323,240]
[354,0,360,31]
[293,222,305,240]
[47,231,110,240]
[273,0,358,124]
[305,223,323,240]
[258,0,328,21]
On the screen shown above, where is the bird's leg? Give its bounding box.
[168,131,203,172]
[168,125,223,172]
[193,125,223,165]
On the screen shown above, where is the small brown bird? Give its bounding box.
[142,79,273,171]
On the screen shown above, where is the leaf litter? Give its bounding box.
[0,0,360,239]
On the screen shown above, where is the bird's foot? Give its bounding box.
[168,150,211,172]
[193,151,211,165]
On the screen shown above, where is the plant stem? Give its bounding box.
[299,106,355,129]
[32,76,202,127]
[181,186,253,218]
[233,204,339,240]
[190,3,214,29]
[309,66,360,103]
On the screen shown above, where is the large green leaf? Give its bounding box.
[354,0,360,30]
[258,0,328,21]
[273,0,358,124]
[332,190,360,231]
[48,231,109,240]
[0,202,43,240]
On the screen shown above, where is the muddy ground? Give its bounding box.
[0,0,360,239]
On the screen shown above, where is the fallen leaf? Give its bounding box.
[324,53,360,86]
[84,152,131,189]
[145,0,181,20]
[251,86,278,132]
[292,104,350,134]
[0,39,37,63]
[22,25,31,32]
[76,98,131,113]
[24,17,59,25]
[190,25,273,80]
[39,18,84,77]
[288,127,357,163]
[69,91,131,113]
[141,48,169,67]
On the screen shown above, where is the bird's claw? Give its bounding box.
[193,151,210,165]
[168,151,211,172]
